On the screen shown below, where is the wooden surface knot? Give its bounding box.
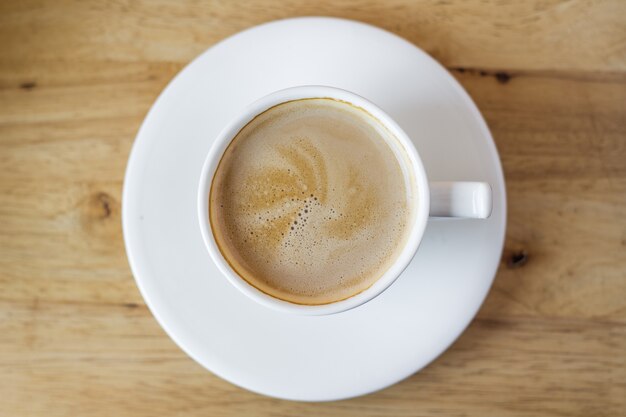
[506,250,529,269]
[93,192,113,220]
[452,67,513,84]
[19,81,37,90]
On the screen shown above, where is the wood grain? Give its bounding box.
[1,1,625,416]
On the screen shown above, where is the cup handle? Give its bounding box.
[429,182,492,219]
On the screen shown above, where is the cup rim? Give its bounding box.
[197,86,430,315]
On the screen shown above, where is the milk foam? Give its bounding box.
[210,98,413,305]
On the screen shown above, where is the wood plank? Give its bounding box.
[1,301,623,416]
[2,71,624,320]
[0,0,624,73]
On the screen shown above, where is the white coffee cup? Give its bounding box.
[198,86,491,315]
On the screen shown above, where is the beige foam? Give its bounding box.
[209,98,413,305]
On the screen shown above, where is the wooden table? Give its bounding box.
[1,1,625,416]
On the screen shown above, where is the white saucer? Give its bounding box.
[123,17,506,401]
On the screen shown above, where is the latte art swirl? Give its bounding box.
[210,99,413,305]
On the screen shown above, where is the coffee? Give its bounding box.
[209,98,414,305]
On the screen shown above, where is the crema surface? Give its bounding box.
[210,98,413,304]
